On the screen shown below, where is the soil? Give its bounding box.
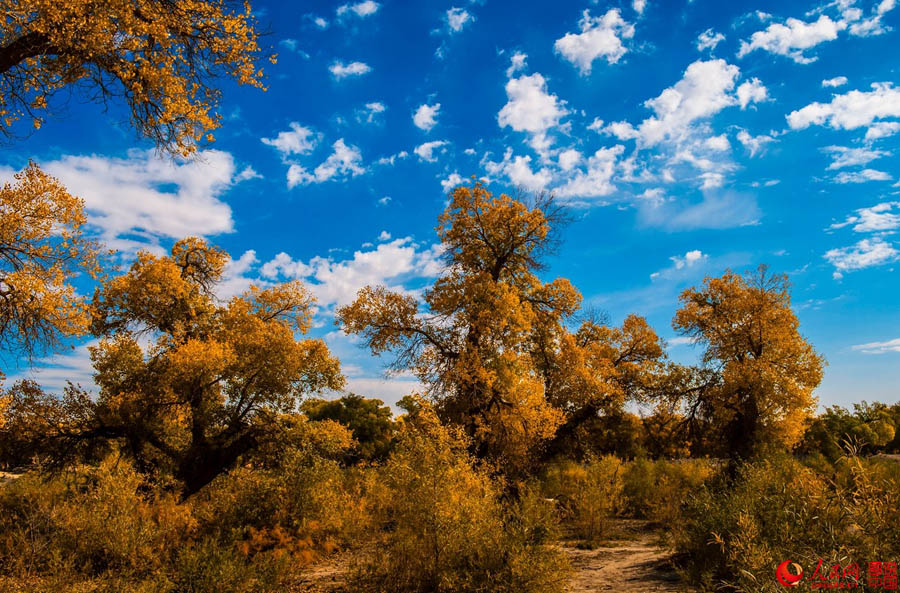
[292,519,694,592]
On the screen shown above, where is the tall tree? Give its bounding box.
[0,161,101,361]
[338,184,578,473]
[3,238,343,496]
[672,266,825,461]
[0,0,268,154]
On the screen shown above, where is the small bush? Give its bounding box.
[622,457,715,524]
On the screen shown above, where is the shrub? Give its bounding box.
[673,453,900,592]
[622,457,716,524]
[352,402,569,593]
[541,456,623,543]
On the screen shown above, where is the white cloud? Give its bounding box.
[558,148,582,171]
[738,15,844,63]
[44,149,236,251]
[413,103,441,131]
[787,83,900,133]
[235,166,262,182]
[261,122,318,156]
[497,73,569,151]
[312,16,329,29]
[357,101,386,124]
[825,237,899,277]
[833,169,892,183]
[337,1,380,18]
[696,28,726,51]
[633,0,647,15]
[851,338,900,354]
[736,78,768,109]
[286,139,365,187]
[506,51,528,77]
[704,134,731,151]
[736,129,775,157]
[829,201,900,233]
[378,230,391,241]
[631,59,740,147]
[7,340,99,394]
[445,7,473,32]
[483,149,553,192]
[822,76,848,88]
[329,60,372,79]
[554,9,635,74]
[414,140,449,162]
[374,151,409,166]
[261,237,444,308]
[823,145,889,169]
[650,249,708,279]
[554,145,624,199]
[865,121,900,141]
[441,172,466,193]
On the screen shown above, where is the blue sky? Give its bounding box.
[4,0,900,409]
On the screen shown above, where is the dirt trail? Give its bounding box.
[292,521,692,593]
[563,522,692,593]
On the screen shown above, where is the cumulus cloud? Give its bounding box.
[329,60,372,79]
[261,122,318,156]
[825,237,899,277]
[261,237,444,307]
[736,129,775,157]
[865,121,900,141]
[828,201,900,233]
[633,0,647,16]
[787,82,900,133]
[736,78,769,109]
[738,15,844,63]
[497,73,569,152]
[413,103,441,131]
[414,140,449,162]
[696,28,725,51]
[445,7,473,32]
[506,52,528,77]
[554,9,635,74]
[441,172,466,193]
[357,101,386,124]
[44,150,237,252]
[554,145,625,199]
[483,149,553,192]
[286,139,365,187]
[627,59,740,147]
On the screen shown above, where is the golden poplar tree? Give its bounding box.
[4,238,343,496]
[672,266,825,460]
[338,184,578,473]
[0,0,268,153]
[0,161,101,360]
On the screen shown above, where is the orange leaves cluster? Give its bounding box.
[0,161,101,359]
[0,0,267,153]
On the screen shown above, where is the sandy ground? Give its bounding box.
[292,520,694,593]
[562,521,693,593]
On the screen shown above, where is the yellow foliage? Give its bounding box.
[673,266,826,459]
[0,162,101,359]
[0,0,266,154]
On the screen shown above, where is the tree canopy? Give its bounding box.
[0,0,268,154]
[0,161,101,361]
[3,238,343,496]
